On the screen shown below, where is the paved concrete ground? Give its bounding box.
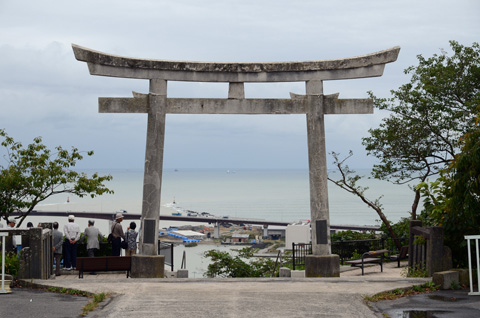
[34,277,427,318]
[16,261,425,318]
[0,287,90,318]
[370,289,480,318]
[3,262,478,317]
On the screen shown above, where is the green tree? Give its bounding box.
[203,248,276,278]
[419,114,480,266]
[363,41,480,219]
[0,129,113,227]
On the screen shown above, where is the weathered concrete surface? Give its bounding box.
[72,44,400,82]
[305,255,340,277]
[138,79,166,255]
[279,267,291,277]
[176,269,188,278]
[433,270,460,290]
[452,268,470,286]
[131,255,164,278]
[99,95,373,115]
[31,276,427,318]
[290,270,305,278]
[72,44,400,73]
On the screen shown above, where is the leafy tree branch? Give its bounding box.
[0,129,113,227]
[328,151,401,250]
[363,41,479,219]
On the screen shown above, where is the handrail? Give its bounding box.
[465,235,480,295]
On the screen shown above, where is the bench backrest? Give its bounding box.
[78,256,132,271]
[363,249,388,258]
[398,246,408,258]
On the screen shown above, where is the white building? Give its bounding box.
[285,222,311,249]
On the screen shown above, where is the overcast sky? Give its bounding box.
[1,0,478,170]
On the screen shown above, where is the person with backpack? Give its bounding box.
[125,222,138,256]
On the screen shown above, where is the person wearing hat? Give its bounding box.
[111,213,125,256]
[82,220,102,257]
[63,215,81,270]
[6,219,17,253]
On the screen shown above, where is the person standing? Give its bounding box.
[111,213,124,256]
[83,220,102,257]
[125,222,138,256]
[52,222,63,276]
[6,219,17,253]
[63,215,80,270]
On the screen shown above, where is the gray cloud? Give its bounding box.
[0,0,478,169]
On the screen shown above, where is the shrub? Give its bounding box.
[0,252,20,277]
[203,248,276,278]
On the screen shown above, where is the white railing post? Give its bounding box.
[465,235,480,295]
[1,232,7,294]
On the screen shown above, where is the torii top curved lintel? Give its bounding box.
[72,44,400,83]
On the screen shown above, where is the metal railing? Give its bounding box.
[292,237,408,268]
[158,241,174,271]
[292,243,312,270]
[465,235,480,296]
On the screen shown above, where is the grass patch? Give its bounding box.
[82,292,108,316]
[365,281,439,302]
[401,264,428,278]
[45,286,90,296]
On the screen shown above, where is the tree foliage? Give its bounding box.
[363,41,480,218]
[0,129,113,226]
[419,114,480,266]
[203,248,276,278]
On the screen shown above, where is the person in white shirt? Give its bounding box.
[63,215,81,270]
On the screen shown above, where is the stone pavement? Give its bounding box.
[13,261,434,318]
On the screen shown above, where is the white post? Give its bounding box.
[1,232,7,294]
[465,235,480,295]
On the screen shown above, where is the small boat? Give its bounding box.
[172,212,182,216]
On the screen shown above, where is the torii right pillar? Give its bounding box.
[304,80,340,277]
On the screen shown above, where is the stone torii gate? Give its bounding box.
[73,44,399,277]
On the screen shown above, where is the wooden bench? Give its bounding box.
[389,246,408,267]
[345,249,388,275]
[77,256,132,279]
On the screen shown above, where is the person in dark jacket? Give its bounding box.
[52,222,63,276]
[111,213,124,256]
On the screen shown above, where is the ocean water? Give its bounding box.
[30,168,417,234]
[22,168,418,274]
